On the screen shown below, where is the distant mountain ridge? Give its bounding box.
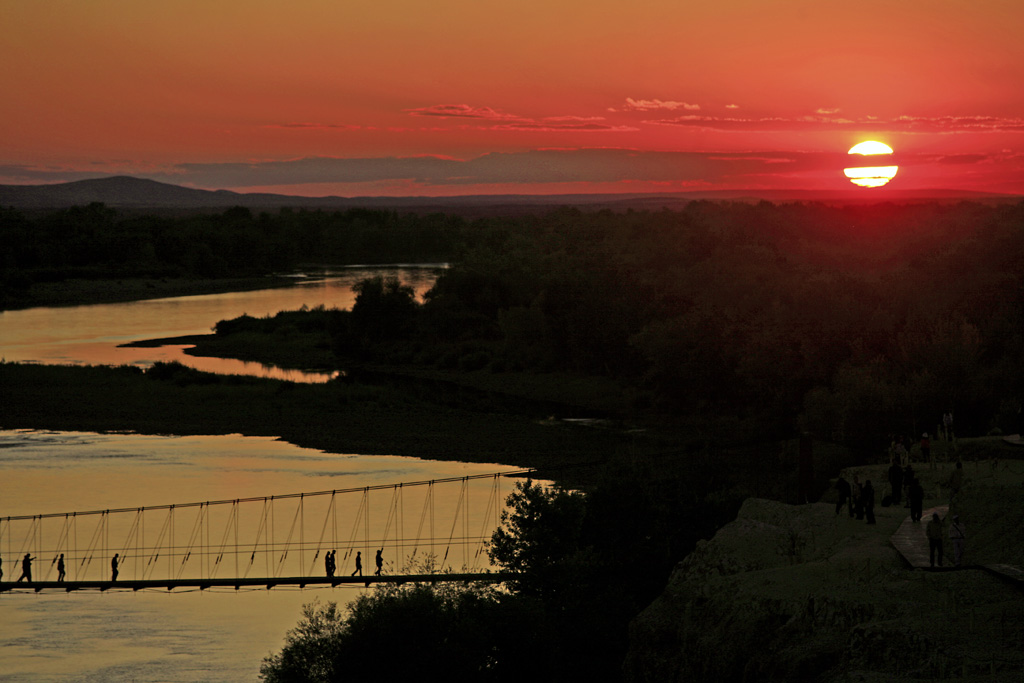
[0,175,1017,212]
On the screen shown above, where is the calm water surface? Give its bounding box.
[0,266,442,381]
[0,430,526,681]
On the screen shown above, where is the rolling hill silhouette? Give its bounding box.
[0,175,1016,213]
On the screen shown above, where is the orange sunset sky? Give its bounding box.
[3,0,1024,197]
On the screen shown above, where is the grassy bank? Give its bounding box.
[2,275,299,311]
[0,362,670,480]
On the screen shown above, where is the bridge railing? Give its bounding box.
[1,469,537,586]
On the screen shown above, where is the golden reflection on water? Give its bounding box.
[0,430,533,681]
[0,266,440,382]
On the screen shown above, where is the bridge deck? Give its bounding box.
[0,572,516,593]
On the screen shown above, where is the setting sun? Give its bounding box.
[844,141,898,188]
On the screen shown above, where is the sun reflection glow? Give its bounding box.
[844,165,900,187]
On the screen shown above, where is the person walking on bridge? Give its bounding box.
[323,548,335,577]
[111,553,120,582]
[375,548,383,576]
[16,554,35,583]
[926,513,944,567]
[56,553,66,582]
[352,551,362,576]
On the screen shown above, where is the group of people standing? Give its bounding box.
[324,547,384,578]
[887,460,925,521]
[835,475,880,523]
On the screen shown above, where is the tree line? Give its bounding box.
[4,199,1023,448]
[211,200,1024,450]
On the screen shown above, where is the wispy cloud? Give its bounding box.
[621,98,700,112]
[404,106,637,133]
[647,113,1024,133]
[493,120,638,132]
[405,104,521,120]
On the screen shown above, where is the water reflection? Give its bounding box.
[0,429,533,681]
[0,265,442,382]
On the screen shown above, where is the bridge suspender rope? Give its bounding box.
[0,468,538,592]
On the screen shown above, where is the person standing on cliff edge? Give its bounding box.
[949,515,966,567]
[862,480,876,525]
[926,513,944,567]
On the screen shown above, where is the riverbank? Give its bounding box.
[1,275,304,311]
[0,362,670,486]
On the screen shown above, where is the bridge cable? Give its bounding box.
[116,509,143,580]
[244,499,269,579]
[443,478,468,566]
[277,496,303,577]
[410,481,433,561]
[472,475,501,571]
[343,488,368,564]
[177,503,208,580]
[145,507,172,580]
[380,485,401,565]
[211,502,238,579]
[308,492,336,576]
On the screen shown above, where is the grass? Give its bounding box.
[0,362,672,480]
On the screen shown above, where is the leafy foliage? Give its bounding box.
[259,560,545,683]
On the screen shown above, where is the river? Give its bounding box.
[0,266,443,382]
[0,268,535,682]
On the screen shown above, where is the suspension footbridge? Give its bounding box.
[0,469,536,593]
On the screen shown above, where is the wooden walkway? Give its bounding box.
[889,504,949,569]
[889,506,1024,586]
[0,572,515,594]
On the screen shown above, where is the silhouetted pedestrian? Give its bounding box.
[908,477,924,522]
[17,554,34,583]
[949,514,965,566]
[325,550,335,578]
[888,460,904,505]
[943,411,954,441]
[926,513,944,567]
[57,553,66,582]
[374,548,383,576]
[862,480,876,525]
[896,437,909,468]
[835,476,851,515]
[111,553,119,582]
[351,551,362,576]
[949,459,964,500]
[903,464,915,508]
[0,554,3,581]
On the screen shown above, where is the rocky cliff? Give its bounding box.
[625,464,1024,682]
